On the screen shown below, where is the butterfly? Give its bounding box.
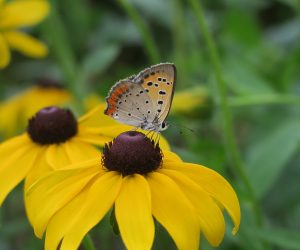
[104,63,176,132]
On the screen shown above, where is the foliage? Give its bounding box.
[0,0,300,249]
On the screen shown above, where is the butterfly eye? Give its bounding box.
[161,122,168,131]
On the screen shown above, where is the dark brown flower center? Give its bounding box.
[36,78,63,89]
[27,106,78,145]
[102,131,163,176]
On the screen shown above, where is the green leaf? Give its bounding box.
[128,0,172,27]
[250,228,300,250]
[109,206,120,235]
[80,44,120,83]
[245,118,300,198]
[223,9,262,47]
[224,58,275,95]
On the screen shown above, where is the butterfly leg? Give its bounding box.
[150,131,157,141]
[154,132,160,146]
[144,130,152,139]
[149,130,153,140]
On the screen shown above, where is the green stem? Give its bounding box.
[41,1,84,111]
[82,234,96,250]
[295,1,300,18]
[172,0,188,84]
[229,94,300,107]
[116,0,160,64]
[188,0,263,227]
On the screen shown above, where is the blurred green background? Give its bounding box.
[1,0,300,249]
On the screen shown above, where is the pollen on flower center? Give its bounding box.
[102,131,163,176]
[27,106,78,145]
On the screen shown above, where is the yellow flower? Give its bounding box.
[0,104,170,206]
[171,86,209,115]
[0,80,71,137]
[26,131,240,250]
[0,0,50,68]
[84,93,104,112]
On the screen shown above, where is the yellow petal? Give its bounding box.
[0,134,29,157]
[155,133,170,151]
[0,95,20,136]
[83,94,103,112]
[76,125,130,146]
[160,169,225,246]
[64,139,100,164]
[21,87,71,119]
[59,158,102,170]
[24,149,52,226]
[3,31,48,58]
[46,144,70,170]
[0,87,71,137]
[164,162,241,234]
[147,172,200,250]
[171,86,208,114]
[78,103,119,127]
[78,126,170,151]
[75,131,111,146]
[115,174,154,250]
[45,185,90,250]
[59,172,122,250]
[26,166,100,238]
[0,141,39,205]
[163,150,182,163]
[0,0,50,29]
[0,33,10,68]
[24,148,50,191]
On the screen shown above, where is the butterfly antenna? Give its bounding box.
[168,122,195,134]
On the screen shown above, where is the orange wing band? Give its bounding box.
[105,85,129,116]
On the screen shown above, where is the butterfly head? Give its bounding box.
[159,121,169,131]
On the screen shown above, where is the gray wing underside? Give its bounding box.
[132,63,176,124]
[111,81,156,127]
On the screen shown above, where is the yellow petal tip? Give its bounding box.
[232,226,239,235]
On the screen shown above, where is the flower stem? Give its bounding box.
[82,234,96,250]
[41,1,84,112]
[172,0,189,84]
[116,0,160,64]
[188,0,264,228]
[229,94,300,107]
